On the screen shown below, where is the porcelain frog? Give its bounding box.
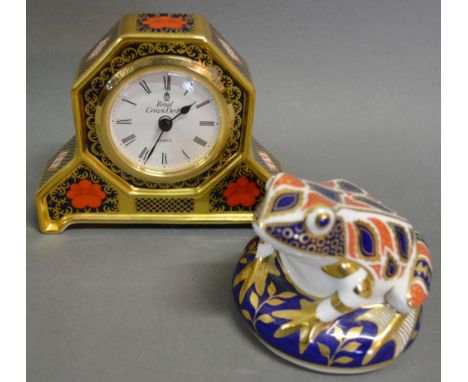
[252,173,432,331]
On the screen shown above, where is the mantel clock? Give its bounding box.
[35,13,281,233]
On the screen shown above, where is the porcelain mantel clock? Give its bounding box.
[35,13,281,233]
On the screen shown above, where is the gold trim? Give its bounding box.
[236,245,419,373]
[357,307,420,365]
[250,325,401,374]
[389,222,410,263]
[35,14,281,233]
[330,294,353,314]
[303,205,337,239]
[96,55,234,182]
[355,220,381,261]
[382,254,400,280]
[322,259,361,278]
[321,260,375,298]
[79,40,246,190]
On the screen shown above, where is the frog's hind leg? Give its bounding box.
[407,234,432,308]
[386,233,432,313]
[318,261,375,322]
[274,261,374,348]
[385,275,413,314]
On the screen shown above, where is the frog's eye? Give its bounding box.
[271,192,300,213]
[305,206,336,236]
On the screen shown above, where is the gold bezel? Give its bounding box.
[95,55,234,183]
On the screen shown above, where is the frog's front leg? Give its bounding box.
[255,238,276,259]
[274,260,374,350]
[317,261,374,322]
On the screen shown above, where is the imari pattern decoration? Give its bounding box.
[233,173,432,373]
[46,163,118,221]
[209,164,266,212]
[210,26,251,81]
[39,137,76,187]
[136,13,195,33]
[35,13,280,232]
[81,40,246,190]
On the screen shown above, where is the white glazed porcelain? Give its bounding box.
[233,173,432,373]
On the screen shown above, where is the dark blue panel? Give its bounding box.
[394,225,409,260]
[385,257,398,278]
[310,183,342,202]
[272,193,299,212]
[354,196,395,213]
[338,180,365,194]
[357,224,375,257]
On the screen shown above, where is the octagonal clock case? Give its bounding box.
[35,13,281,233]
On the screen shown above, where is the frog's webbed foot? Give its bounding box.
[272,300,331,354]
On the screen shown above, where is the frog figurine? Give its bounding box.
[232,173,432,373]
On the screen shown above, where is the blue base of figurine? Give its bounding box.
[232,237,422,374]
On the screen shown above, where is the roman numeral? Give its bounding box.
[139,147,148,160]
[199,121,214,126]
[195,100,210,109]
[139,80,151,94]
[182,149,190,160]
[193,136,207,147]
[163,75,171,91]
[121,98,136,106]
[183,81,194,96]
[161,152,167,166]
[121,134,136,146]
[116,119,132,125]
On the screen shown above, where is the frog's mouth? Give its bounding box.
[252,219,346,260]
[252,220,267,240]
[252,220,306,259]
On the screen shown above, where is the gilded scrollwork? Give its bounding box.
[81,42,245,189]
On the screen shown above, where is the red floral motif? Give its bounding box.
[142,16,187,30]
[223,177,261,207]
[66,179,106,209]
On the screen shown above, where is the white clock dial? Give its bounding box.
[109,68,222,173]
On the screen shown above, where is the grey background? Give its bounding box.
[27,1,440,381]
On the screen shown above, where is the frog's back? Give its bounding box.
[315,178,402,219]
[315,178,432,309]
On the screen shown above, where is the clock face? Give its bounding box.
[107,67,223,175]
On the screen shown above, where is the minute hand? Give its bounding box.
[144,130,164,165]
[171,101,196,122]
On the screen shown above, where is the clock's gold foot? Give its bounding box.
[36,137,280,233]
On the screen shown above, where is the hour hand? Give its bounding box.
[171,101,196,121]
